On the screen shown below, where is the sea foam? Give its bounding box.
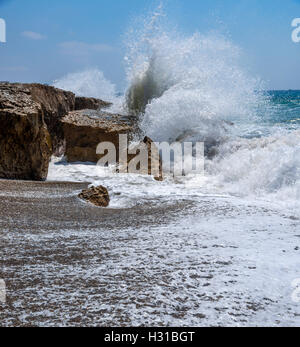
[50,4,300,213]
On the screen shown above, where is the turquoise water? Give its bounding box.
[268,90,300,128]
[231,90,300,139]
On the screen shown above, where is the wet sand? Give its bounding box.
[0,179,196,326]
[0,179,299,327]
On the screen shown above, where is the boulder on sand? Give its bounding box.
[78,185,110,207]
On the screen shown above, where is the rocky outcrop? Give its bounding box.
[75,96,111,111]
[62,109,163,180]
[0,83,75,157]
[27,87,112,155]
[27,84,75,155]
[61,109,134,163]
[0,83,52,180]
[0,81,161,182]
[0,82,114,180]
[78,185,110,207]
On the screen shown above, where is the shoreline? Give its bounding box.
[0,179,299,327]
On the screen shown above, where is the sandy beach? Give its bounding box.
[1,179,299,327]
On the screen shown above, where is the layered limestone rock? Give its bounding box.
[0,81,161,182]
[61,107,164,180]
[78,185,110,207]
[0,82,112,180]
[27,84,75,155]
[61,109,134,163]
[75,96,111,111]
[61,110,163,180]
[27,85,110,155]
[0,83,52,180]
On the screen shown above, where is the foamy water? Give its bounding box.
[43,4,300,327]
[50,5,300,217]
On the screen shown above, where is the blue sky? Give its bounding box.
[0,0,300,90]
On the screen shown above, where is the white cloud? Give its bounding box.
[22,31,46,40]
[59,41,113,56]
[0,66,28,72]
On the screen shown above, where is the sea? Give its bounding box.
[45,8,300,326]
